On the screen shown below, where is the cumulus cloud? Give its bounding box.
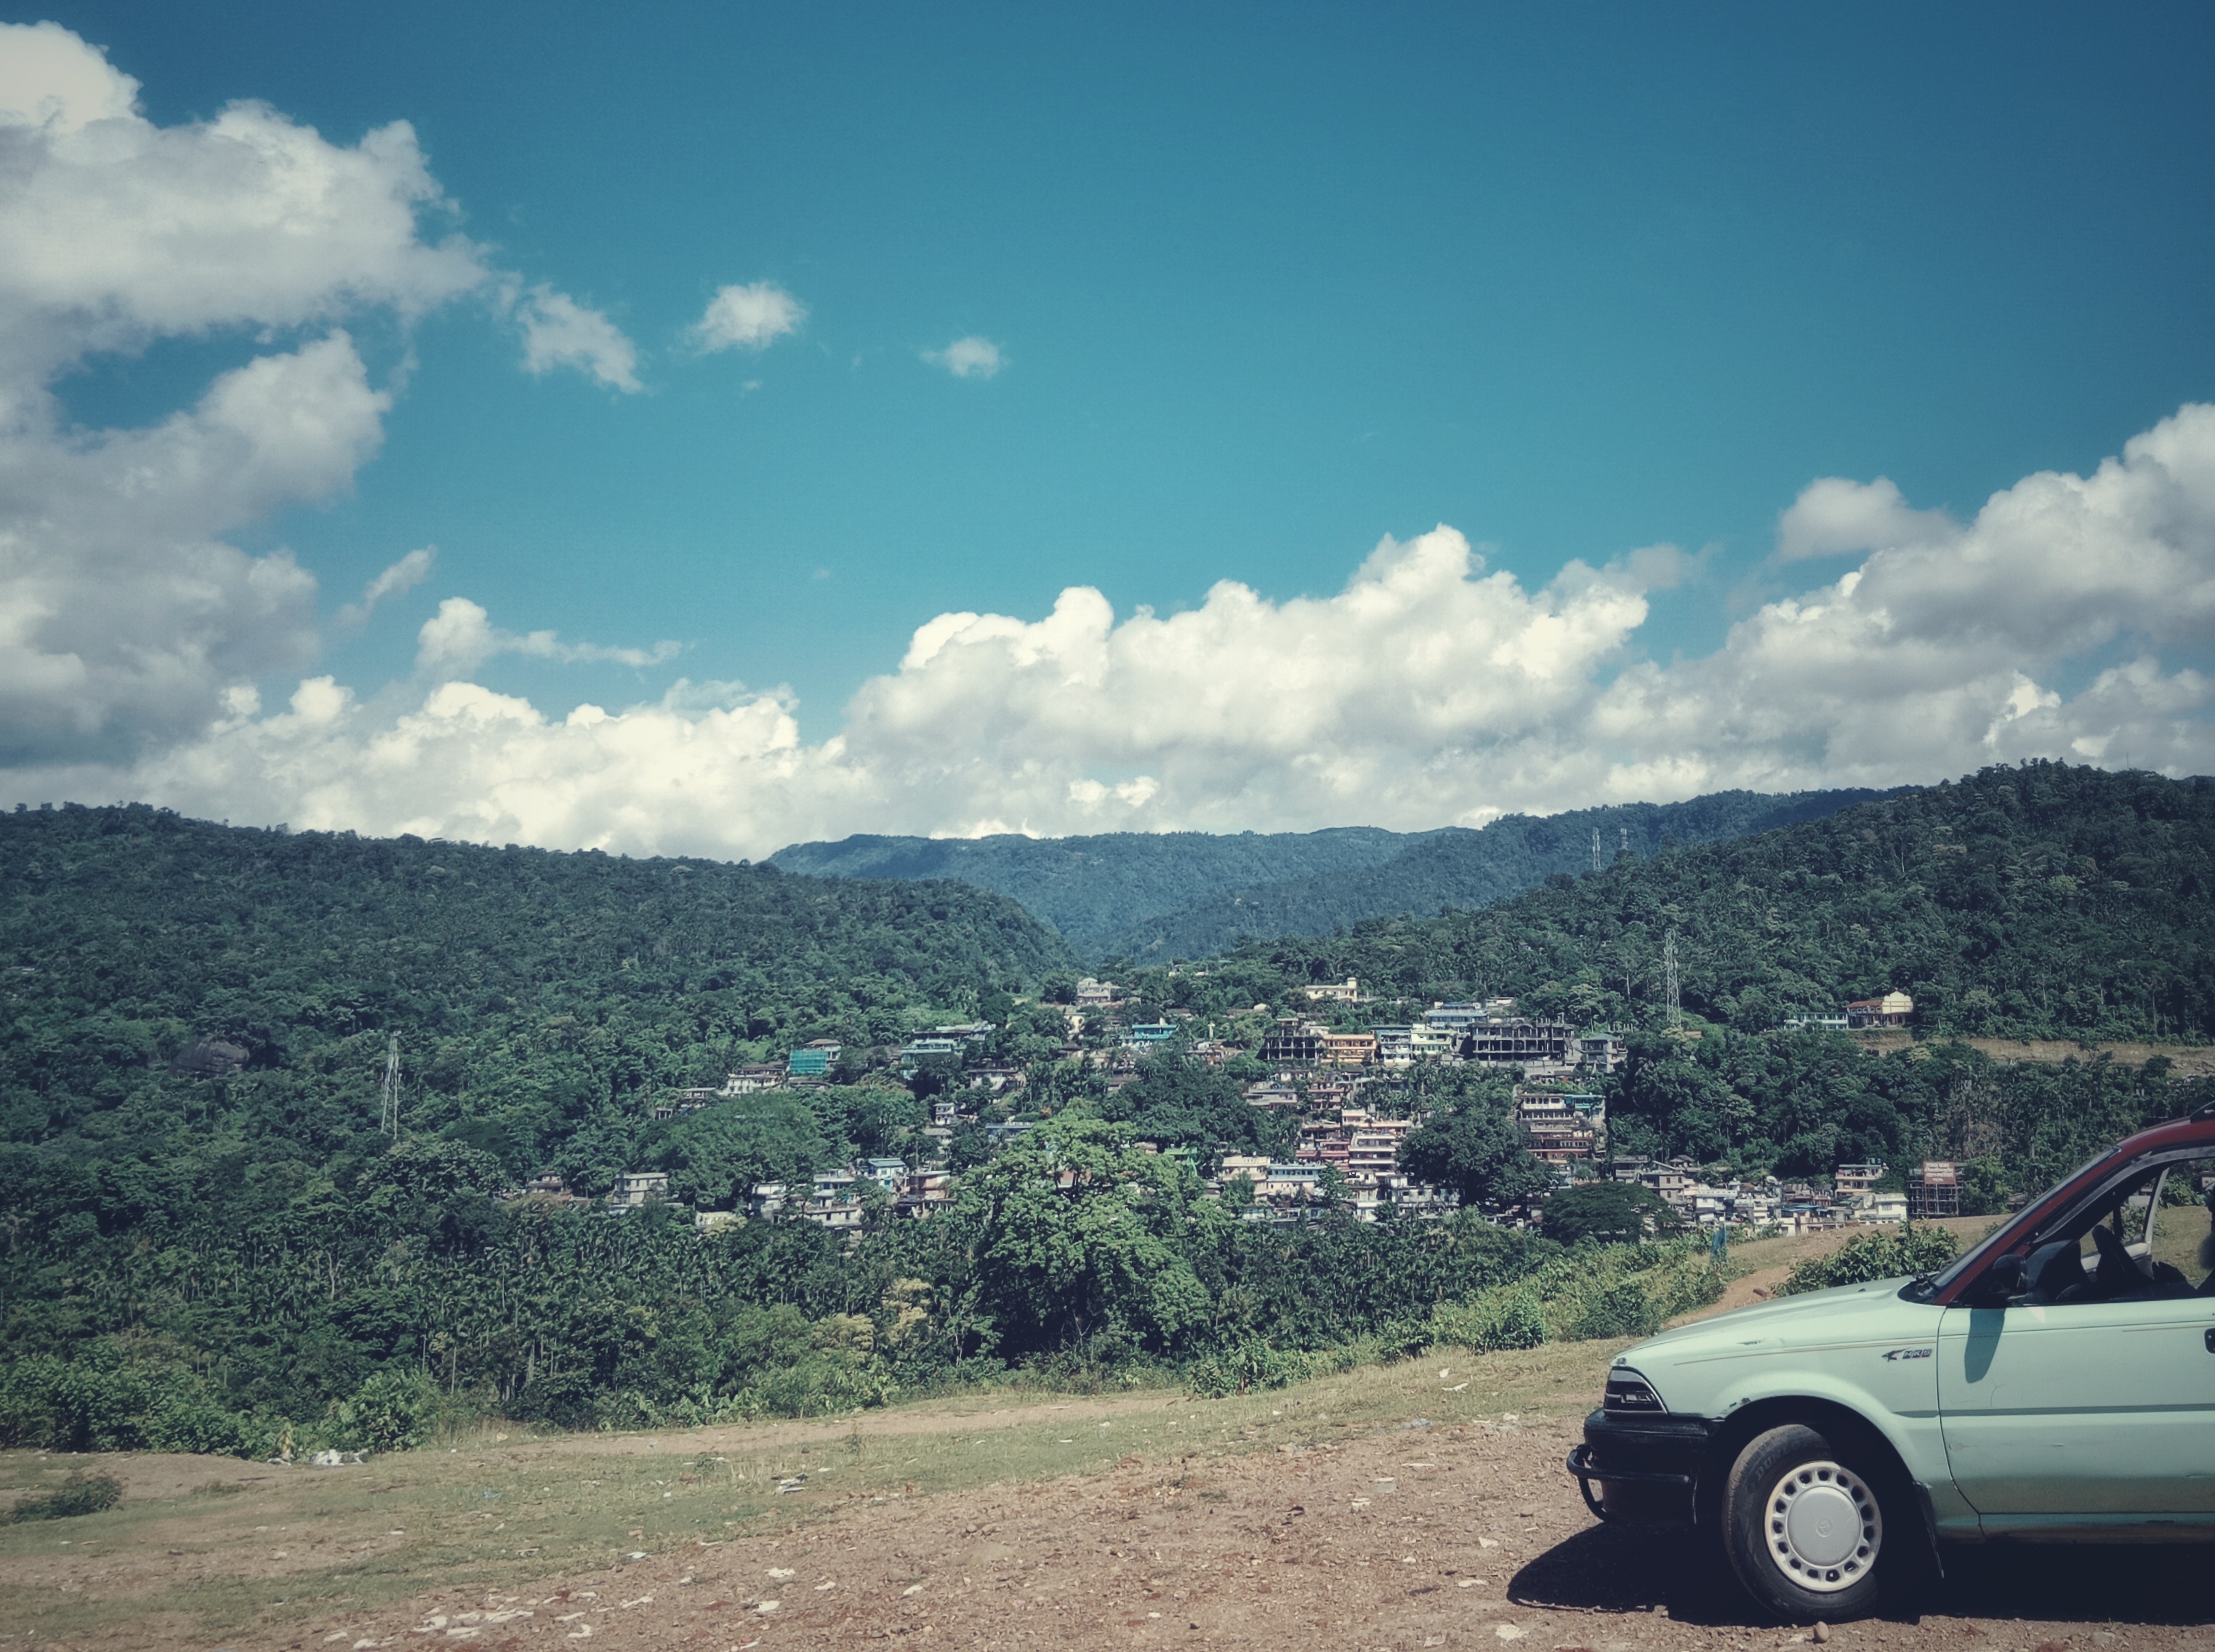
[415,597,682,678]
[0,23,641,765]
[924,335,1003,379]
[26,402,2206,859]
[1774,475,1960,561]
[692,282,805,352]
[515,284,641,391]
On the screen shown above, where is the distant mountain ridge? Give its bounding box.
[772,787,1897,958]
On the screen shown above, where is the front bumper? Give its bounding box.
[1567,1407,1714,1526]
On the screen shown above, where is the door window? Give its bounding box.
[2147,1158,2215,1290]
[2022,1153,2215,1304]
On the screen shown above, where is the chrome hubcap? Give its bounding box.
[1764,1459,1881,1592]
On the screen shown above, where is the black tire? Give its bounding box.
[1721,1423,1901,1622]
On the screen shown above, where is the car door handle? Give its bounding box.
[2207,1328,2215,1355]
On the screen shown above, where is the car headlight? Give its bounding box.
[1603,1369,1667,1414]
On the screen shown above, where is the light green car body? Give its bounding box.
[1615,1273,2215,1541]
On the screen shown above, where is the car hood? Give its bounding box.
[1614,1275,1946,1419]
[1628,1275,1931,1361]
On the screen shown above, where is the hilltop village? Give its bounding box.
[547,975,1939,1238]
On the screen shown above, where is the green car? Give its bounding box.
[1567,1100,2215,1621]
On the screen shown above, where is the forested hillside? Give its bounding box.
[0,803,1072,1191]
[772,825,1430,954]
[773,787,1885,957]
[1226,764,2214,1041]
[1098,789,1892,960]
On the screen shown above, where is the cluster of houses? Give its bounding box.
[1603,1155,1961,1230]
[601,975,1937,1236]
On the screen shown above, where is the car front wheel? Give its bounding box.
[1721,1424,1894,1621]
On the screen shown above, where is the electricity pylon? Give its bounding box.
[380,1034,402,1138]
[1664,931,1681,1029]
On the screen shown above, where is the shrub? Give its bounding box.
[1187,1339,1311,1398]
[1781,1225,1960,1296]
[326,1369,444,1454]
[4,1473,123,1523]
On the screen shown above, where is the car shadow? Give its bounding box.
[1509,1526,2214,1628]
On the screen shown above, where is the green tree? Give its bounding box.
[1397,1104,1554,1211]
[952,1116,1215,1355]
[1540,1180,1680,1244]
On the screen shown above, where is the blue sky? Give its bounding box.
[3,2,2213,853]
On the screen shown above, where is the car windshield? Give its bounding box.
[1923,1144,2120,1294]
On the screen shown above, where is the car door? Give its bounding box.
[1937,1153,2215,1525]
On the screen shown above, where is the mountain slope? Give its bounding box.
[771,826,1438,954]
[0,804,1074,1180]
[1233,764,2215,1042]
[1098,789,1894,959]
[773,788,1889,959]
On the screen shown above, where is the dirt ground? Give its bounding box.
[1846,1034,2215,1077]
[50,1406,2206,1652]
[9,1218,2210,1652]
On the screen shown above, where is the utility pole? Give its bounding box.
[1664,931,1681,1030]
[380,1033,402,1139]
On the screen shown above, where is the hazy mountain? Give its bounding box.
[773,788,1894,958]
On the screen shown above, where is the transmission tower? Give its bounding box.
[1591,827,1602,874]
[1664,931,1681,1029]
[1619,826,1629,855]
[379,1034,402,1138]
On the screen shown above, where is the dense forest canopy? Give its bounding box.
[0,803,1072,1193]
[772,787,1887,958]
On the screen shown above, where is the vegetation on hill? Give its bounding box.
[1222,763,2214,1043]
[1096,789,1894,960]
[771,788,1887,959]
[3,763,2211,1461]
[771,825,1428,955]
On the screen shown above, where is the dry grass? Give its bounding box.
[0,1337,1625,1644]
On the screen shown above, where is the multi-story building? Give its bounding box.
[787,1039,841,1078]
[1370,1025,1415,1065]
[1466,1017,1575,1067]
[1259,1016,1327,1065]
[1321,1031,1378,1068]
[1575,1032,1625,1073]
[1908,1161,1960,1219]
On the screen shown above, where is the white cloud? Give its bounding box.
[0,19,140,132]
[31,403,2206,859]
[415,597,682,677]
[335,546,436,627]
[515,283,641,391]
[0,23,640,764]
[1774,475,1959,561]
[925,335,1003,379]
[692,282,805,352]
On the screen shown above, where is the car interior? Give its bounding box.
[2015,1154,2215,1305]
